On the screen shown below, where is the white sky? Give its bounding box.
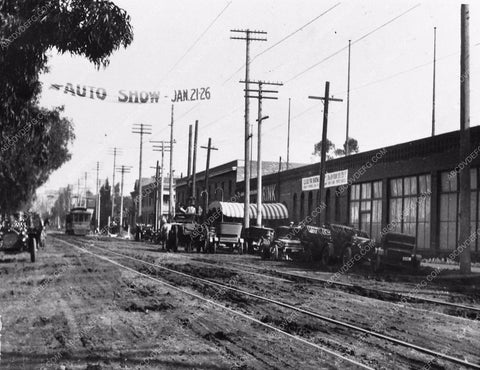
[37,0,480,196]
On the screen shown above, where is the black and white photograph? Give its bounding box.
[0,0,479,369]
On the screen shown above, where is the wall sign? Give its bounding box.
[302,170,348,191]
[325,170,348,188]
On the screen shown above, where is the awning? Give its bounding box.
[209,201,288,220]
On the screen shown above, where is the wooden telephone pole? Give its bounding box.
[459,4,471,274]
[244,79,283,226]
[132,124,152,223]
[308,81,343,224]
[108,147,122,224]
[200,138,218,217]
[231,29,267,230]
[152,140,172,227]
[116,165,132,232]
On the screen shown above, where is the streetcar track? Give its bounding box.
[79,235,480,319]
[58,236,480,370]
[56,236,373,369]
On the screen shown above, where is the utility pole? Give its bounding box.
[77,178,80,207]
[187,124,193,193]
[200,138,218,218]
[192,120,199,207]
[169,105,175,219]
[95,162,100,231]
[132,124,152,224]
[459,4,471,274]
[231,28,267,230]
[149,162,160,230]
[432,27,437,137]
[116,165,132,233]
[244,79,282,226]
[152,140,172,226]
[345,39,352,155]
[308,81,343,225]
[84,172,88,207]
[287,98,291,170]
[108,147,122,224]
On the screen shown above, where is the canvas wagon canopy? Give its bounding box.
[208,201,288,220]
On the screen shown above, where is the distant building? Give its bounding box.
[130,176,176,227]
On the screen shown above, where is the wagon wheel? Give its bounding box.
[271,245,279,260]
[29,237,37,263]
[173,230,179,253]
[238,241,244,255]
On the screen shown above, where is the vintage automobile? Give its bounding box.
[267,225,303,260]
[244,226,274,254]
[322,223,373,266]
[214,222,244,254]
[371,232,421,271]
[299,224,334,262]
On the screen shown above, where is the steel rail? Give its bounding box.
[56,237,373,369]
[190,256,480,315]
[68,238,480,370]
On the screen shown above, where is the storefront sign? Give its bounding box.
[325,170,348,188]
[302,170,348,191]
[263,184,276,202]
[302,175,320,191]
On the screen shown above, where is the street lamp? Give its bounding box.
[256,115,269,227]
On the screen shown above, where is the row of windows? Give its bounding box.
[177,180,234,206]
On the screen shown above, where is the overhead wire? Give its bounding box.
[286,3,421,83]
[221,2,341,85]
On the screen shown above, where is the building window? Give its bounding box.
[389,175,431,249]
[229,180,232,199]
[349,181,382,240]
[440,169,479,252]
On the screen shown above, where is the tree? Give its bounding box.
[312,139,336,160]
[313,137,359,160]
[0,0,133,212]
[51,185,72,228]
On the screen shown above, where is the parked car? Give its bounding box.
[214,222,244,254]
[322,223,373,266]
[299,225,334,262]
[244,226,274,254]
[268,225,303,260]
[372,232,421,271]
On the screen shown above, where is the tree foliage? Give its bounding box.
[313,137,359,160]
[0,0,133,212]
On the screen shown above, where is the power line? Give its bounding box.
[287,3,421,83]
[160,1,232,83]
[222,3,340,85]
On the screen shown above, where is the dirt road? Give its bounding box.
[0,234,479,369]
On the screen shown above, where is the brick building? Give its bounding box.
[234,127,480,259]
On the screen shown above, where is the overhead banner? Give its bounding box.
[301,170,349,191]
[49,83,211,104]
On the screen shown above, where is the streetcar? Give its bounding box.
[65,207,93,235]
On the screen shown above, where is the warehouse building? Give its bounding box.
[177,127,480,260]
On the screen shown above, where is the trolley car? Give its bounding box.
[65,207,93,235]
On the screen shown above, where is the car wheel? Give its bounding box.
[30,238,37,263]
[321,246,331,266]
[370,254,382,273]
[341,246,352,267]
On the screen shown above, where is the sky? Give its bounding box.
[37,0,480,197]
